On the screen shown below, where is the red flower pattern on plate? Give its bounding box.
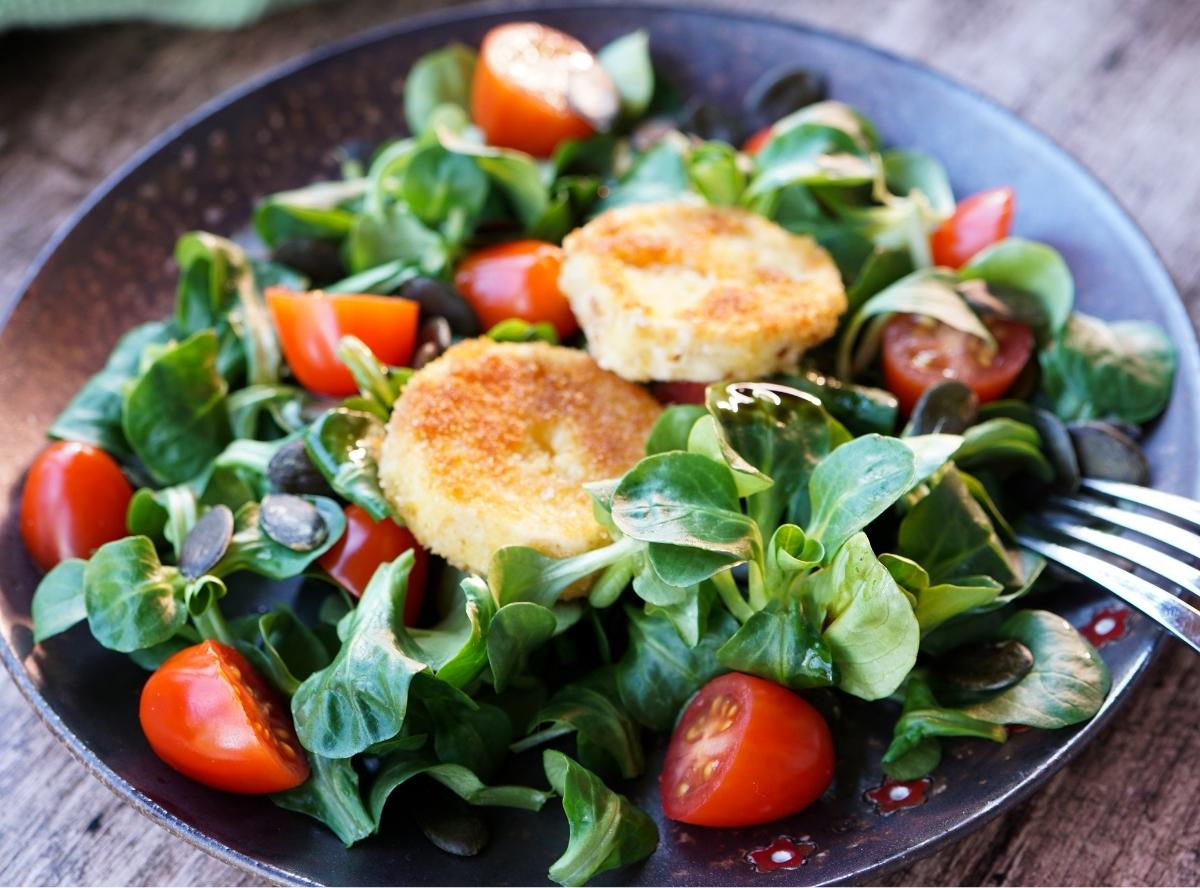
[746,836,816,873]
[1081,605,1130,647]
[865,777,931,814]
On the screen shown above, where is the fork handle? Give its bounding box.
[1018,533,1200,655]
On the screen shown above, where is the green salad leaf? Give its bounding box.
[543,750,659,888]
[31,559,88,644]
[291,553,429,758]
[1039,311,1176,424]
[271,754,375,847]
[84,536,187,653]
[122,330,231,485]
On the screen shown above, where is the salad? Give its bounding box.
[20,20,1179,886]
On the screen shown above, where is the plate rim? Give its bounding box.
[2,1,1196,885]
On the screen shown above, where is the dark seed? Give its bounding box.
[415,786,489,857]
[904,380,978,435]
[259,493,327,552]
[179,506,234,579]
[1068,421,1150,484]
[267,439,336,497]
[939,639,1035,694]
[678,99,743,145]
[1033,408,1081,492]
[398,277,480,336]
[269,237,345,284]
[412,317,452,370]
[743,65,828,128]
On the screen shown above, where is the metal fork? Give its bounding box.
[1017,478,1200,654]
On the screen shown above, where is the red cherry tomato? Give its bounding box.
[930,187,1015,269]
[661,673,835,827]
[742,125,774,156]
[317,505,428,625]
[20,441,133,571]
[881,313,1035,414]
[265,288,419,397]
[470,22,600,157]
[651,381,711,405]
[139,640,309,794]
[453,241,578,340]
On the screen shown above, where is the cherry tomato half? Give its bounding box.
[930,187,1014,269]
[139,640,309,794]
[742,125,774,156]
[881,313,1035,414]
[265,288,419,397]
[471,22,600,157]
[661,673,835,827]
[453,241,578,340]
[20,441,133,571]
[317,505,429,625]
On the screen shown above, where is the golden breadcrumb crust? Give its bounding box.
[559,201,847,381]
[379,338,661,577]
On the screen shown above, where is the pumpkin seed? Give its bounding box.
[259,493,328,552]
[179,505,234,579]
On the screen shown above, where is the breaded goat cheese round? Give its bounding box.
[379,338,661,576]
[559,202,847,381]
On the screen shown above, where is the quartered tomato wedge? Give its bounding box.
[930,187,1014,269]
[265,288,418,397]
[661,673,835,827]
[881,312,1035,414]
[318,505,429,625]
[454,240,578,339]
[471,22,606,156]
[139,641,309,794]
[20,441,133,571]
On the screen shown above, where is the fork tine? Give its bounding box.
[1018,532,1200,654]
[1031,514,1200,597]
[1081,478,1200,528]
[1048,495,1200,560]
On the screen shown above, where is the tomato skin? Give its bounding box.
[317,505,428,625]
[139,641,309,794]
[651,381,710,405]
[881,313,1035,414]
[20,441,133,571]
[454,241,578,340]
[742,125,774,156]
[661,673,835,827]
[930,187,1014,269]
[471,23,597,157]
[265,288,419,397]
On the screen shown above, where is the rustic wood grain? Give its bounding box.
[1,0,1197,884]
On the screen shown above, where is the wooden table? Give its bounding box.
[2,0,1198,883]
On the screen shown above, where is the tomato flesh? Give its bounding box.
[454,240,578,340]
[471,23,599,157]
[881,313,1035,414]
[661,673,835,827]
[20,441,133,571]
[139,641,309,794]
[743,125,774,156]
[930,187,1014,269]
[318,505,428,625]
[651,381,711,405]
[265,288,419,397]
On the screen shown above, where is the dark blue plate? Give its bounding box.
[2,2,1197,885]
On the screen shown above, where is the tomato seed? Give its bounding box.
[704,759,719,778]
[676,781,690,796]
[685,725,703,742]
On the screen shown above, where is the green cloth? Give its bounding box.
[0,0,323,29]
